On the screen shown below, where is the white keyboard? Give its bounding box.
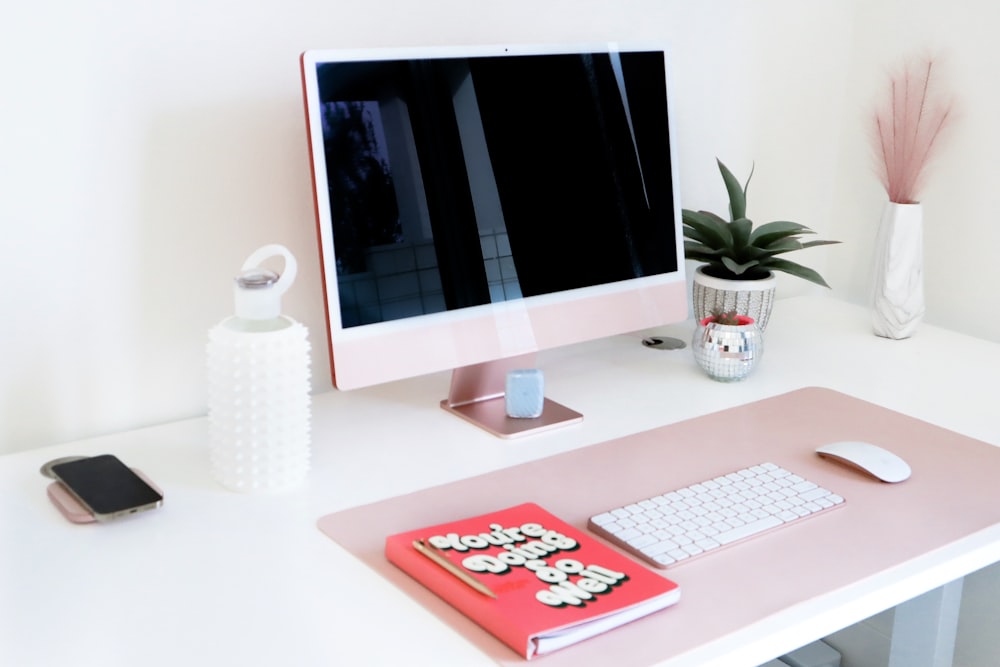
[588,462,845,568]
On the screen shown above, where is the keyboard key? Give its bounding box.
[590,512,615,526]
[715,516,783,544]
[616,527,642,541]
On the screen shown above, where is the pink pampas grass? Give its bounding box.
[873,58,953,204]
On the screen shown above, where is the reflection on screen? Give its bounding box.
[313,52,678,328]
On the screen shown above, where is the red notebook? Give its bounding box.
[384,502,681,659]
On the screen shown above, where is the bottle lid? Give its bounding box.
[233,245,297,320]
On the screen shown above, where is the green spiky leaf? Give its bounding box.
[682,160,840,287]
[759,257,831,288]
[717,159,748,220]
[683,243,726,266]
[800,239,841,250]
[728,218,753,252]
[682,209,732,249]
[756,238,805,256]
[749,221,813,247]
[721,256,761,276]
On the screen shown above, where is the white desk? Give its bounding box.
[1,296,998,667]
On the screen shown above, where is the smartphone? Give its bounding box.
[50,454,163,521]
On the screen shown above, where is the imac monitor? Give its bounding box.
[300,43,687,437]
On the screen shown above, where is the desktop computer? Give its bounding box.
[300,42,688,435]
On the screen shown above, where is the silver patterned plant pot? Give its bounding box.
[691,315,764,382]
[691,265,777,331]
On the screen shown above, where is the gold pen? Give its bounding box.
[413,539,497,599]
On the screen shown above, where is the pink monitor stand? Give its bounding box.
[440,353,583,438]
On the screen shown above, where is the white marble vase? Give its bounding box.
[872,202,924,339]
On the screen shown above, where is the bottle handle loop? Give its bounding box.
[241,244,297,297]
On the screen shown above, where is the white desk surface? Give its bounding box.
[1,296,998,667]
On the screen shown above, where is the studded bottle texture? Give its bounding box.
[206,245,311,492]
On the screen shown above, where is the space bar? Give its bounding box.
[715,516,784,545]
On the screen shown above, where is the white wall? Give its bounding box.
[1,0,859,453]
[5,0,996,447]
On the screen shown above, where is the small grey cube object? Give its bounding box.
[505,369,544,419]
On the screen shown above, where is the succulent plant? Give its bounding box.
[705,309,747,326]
[683,159,840,288]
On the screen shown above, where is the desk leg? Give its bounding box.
[888,578,964,667]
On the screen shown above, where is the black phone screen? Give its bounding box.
[51,455,163,518]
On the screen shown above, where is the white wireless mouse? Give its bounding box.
[816,441,912,483]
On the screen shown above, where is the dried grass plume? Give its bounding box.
[873,57,953,204]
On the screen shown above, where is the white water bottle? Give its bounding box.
[206,244,311,492]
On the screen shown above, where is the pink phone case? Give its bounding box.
[47,469,162,524]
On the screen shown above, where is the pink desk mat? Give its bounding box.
[317,387,1000,665]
